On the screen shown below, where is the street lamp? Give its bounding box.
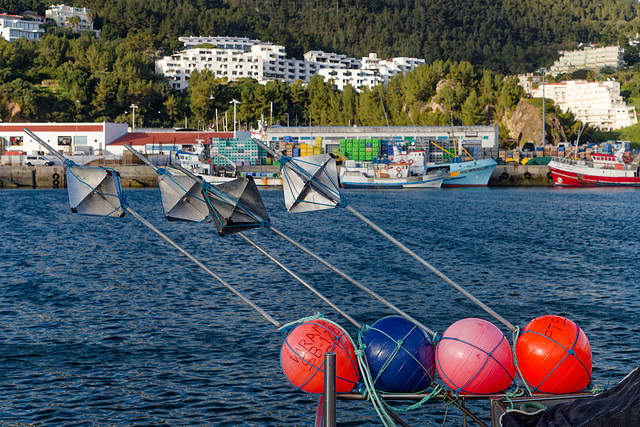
[209,95,216,131]
[229,99,240,137]
[130,104,138,130]
[285,113,289,127]
[536,68,547,147]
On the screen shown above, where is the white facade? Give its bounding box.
[45,4,93,32]
[549,45,624,76]
[156,36,425,92]
[179,36,264,51]
[0,123,128,156]
[303,50,361,69]
[0,14,43,42]
[317,68,384,91]
[531,80,637,131]
[321,53,426,91]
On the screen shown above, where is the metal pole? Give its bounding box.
[542,71,545,146]
[270,225,434,335]
[126,208,282,329]
[27,132,282,330]
[251,137,516,332]
[324,352,337,427]
[345,205,516,332]
[237,233,361,329]
[131,148,363,329]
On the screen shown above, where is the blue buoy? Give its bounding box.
[363,316,435,393]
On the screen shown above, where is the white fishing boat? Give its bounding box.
[176,148,283,187]
[339,161,445,189]
[427,157,498,187]
[390,143,497,187]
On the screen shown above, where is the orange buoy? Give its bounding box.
[436,318,515,394]
[280,319,359,394]
[516,315,591,393]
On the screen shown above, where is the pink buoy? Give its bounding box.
[436,318,515,394]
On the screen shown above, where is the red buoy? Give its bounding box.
[436,318,515,394]
[516,315,591,393]
[280,319,359,394]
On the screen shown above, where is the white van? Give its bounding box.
[24,155,54,166]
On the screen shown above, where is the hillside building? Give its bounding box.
[21,11,46,24]
[0,13,44,42]
[318,54,425,91]
[549,45,624,76]
[45,4,94,32]
[155,36,423,92]
[531,80,637,131]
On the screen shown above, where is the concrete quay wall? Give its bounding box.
[0,165,159,189]
[0,164,553,189]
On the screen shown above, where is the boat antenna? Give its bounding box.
[253,138,517,333]
[378,84,390,127]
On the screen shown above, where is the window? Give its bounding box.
[58,136,72,146]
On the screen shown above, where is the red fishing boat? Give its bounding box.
[548,146,640,186]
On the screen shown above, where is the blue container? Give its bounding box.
[292,148,300,157]
[363,316,435,393]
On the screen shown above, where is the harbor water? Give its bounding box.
[1,187,639,426]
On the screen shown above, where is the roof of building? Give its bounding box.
[1,123,105,132]
[0,13,28,19]
[108,131,235,146]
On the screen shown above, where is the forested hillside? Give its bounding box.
[44,0,640,73]
[2,0,640,143]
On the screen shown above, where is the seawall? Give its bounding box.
[0,164,553,189]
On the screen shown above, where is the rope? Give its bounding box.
[511,326,533,397]
[281,156,341,210]
[201,180,270,234]
[355,324,442,427]
[66,163,126,217]
[279,314,359,394]
[516,324,590,393]
[436,333,515,395]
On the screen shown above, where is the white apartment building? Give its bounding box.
[317,68,384,91]
[45,4,93,32]
[321,53,426,91]
[0,13,44,42]
[179,36,267,51]
[531,80,637,130]
[156,44,325,91]
[549,45,624,76]
[156,36,425,92]
[303,50,361,69]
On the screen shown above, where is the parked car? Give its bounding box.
[24,155,53,166]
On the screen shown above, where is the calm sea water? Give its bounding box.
[1,187,639,426]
